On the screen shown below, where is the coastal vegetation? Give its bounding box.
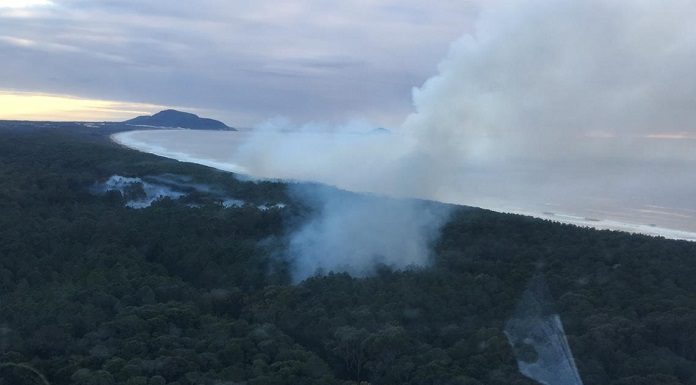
[1,123,696,384]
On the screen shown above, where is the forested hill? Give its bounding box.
[1,122,696,385]
[124,110,234,130]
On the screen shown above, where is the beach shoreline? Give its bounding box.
[111,130,696,243]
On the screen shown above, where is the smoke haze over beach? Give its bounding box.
[114,0,696,278]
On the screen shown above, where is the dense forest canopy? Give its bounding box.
[1,122,696,385]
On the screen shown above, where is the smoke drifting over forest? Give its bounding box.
[227,0,696,281]
[286,185,451,282]
[109,0,696,281]
[225,0,696,281]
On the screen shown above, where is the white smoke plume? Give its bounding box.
[114,0,696,280]
[404,0,696,163]
[286,185,451,281]
[232,122,452,282]
[229,0,696,281]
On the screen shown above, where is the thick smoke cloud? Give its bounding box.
[230,0,696,280]
[232,122,453,282]
[403,0,696,164]
[115,0,696,279]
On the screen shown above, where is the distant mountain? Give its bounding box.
[125,109,235,130]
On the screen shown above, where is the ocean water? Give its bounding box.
[112,129,696,241]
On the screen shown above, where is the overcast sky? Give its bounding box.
[0,0,480,126]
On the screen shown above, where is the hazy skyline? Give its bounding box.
[0,0,480,126]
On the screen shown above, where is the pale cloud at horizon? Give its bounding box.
[0,0,480,126]
[0,90,170,121]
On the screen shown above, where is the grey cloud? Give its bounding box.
[0,0,479,126]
